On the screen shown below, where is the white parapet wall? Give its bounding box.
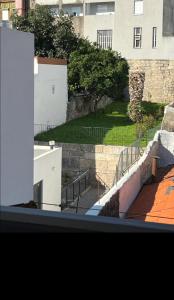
[0,28,34,206]
[34,57,68,136]
[158,130,174,167]
[34,145,62,212]
[86,131,160,218]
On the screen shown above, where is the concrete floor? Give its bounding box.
[63,186,106,215]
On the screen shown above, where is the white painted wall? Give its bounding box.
[87,129,174,218]
[0,28,34,206]
[34,58,68,135]
[87,131,160,217]
[34,146,62,212]
[158,131,174,167]
[83,14,114,42]
[114,0,174,59]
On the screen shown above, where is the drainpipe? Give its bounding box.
[83,0,85,17]
[151,155,160,182]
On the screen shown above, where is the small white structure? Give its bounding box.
[34,57,68,136]
[34,145,62,212]
[0,27,34,206]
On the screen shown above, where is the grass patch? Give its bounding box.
[35,101,165,146]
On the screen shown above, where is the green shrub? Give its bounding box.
[135,114,156,138]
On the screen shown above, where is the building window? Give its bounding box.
[152,27,157,48]
[2,9,9,21]
[97,30,112,49]
[63,5,83,16]
[86,2,115,16]
[134,0,143,15]
[133,27,142,48]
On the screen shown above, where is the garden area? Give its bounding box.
[35,101,165,146]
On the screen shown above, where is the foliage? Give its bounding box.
[12,5,129,105]
[35,101,162,146]
[11,5,80,59]
[142,101,165,119]
[12,5,56,57]
[68,46,129,110]
[128,99,144,123]
[53,11,80,59]
[135,114,156,138]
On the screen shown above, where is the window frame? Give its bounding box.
[133,27,142,49]
[134,0,144,16]
[97,29,113,49]
[152,27,157,48]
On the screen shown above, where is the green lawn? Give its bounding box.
[35,101,165,146]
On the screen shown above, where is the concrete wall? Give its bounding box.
[15,0,24,16]
[83,14,114,42]
[128,59,174,103]
[72,16,84,35]
[57,143,125,188]
[34,145,62,211]
[163,0,174,36]
[34,0,174,59]
[158,131,174,167]
[87,132,160,217]
[161,103,174,130]
[114,0,174,60]
[35,0,114,6]
[87,130,174,217]
[0,27,34,206]
[34,57,68,135]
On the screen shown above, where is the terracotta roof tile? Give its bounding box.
[126,166,174,225]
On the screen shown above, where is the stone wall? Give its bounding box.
[57,143,125,188]
[128,59,174,103]
[66,95,113,122]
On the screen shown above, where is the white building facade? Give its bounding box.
[33,0,174,59]
[0,27,34,206]
[34,57,68,136]
[34,145,62,212]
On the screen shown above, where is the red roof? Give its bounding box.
[126,166,174,225]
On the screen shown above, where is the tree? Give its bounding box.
[11,5,80,59]
[12,5,129,109]
[12,5,56,57]
[53,11,79,59]
[68,45,129,111]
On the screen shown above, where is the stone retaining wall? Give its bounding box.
[128,59,174,103]
[57,143,125,188]
[66,95,112,122]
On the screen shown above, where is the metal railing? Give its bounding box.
[35,124,137,145]
[96,172,110,199]
[61,169,90,209]
[115,123,161,182]
[35,122,162,146]
[34,123,57,135]
[116,141,141,182]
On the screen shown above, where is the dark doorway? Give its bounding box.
[33,181,43,209]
